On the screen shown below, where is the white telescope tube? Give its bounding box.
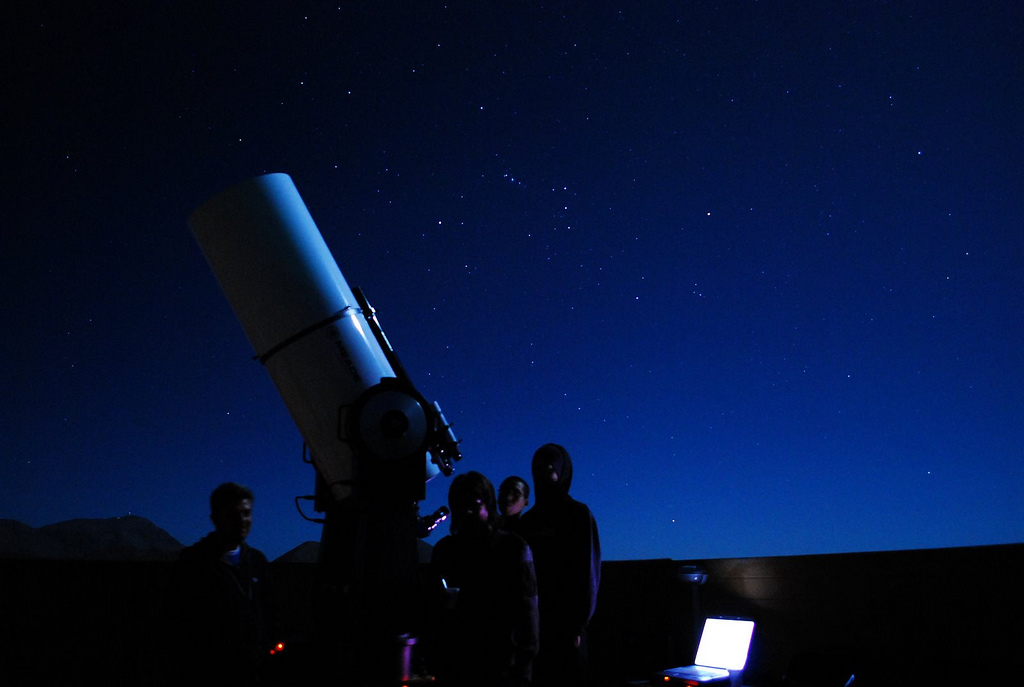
[189,173,397,502]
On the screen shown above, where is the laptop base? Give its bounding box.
[657,666,743,686]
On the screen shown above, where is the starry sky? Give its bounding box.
[4,2,1022,562]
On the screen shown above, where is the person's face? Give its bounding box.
[212,498,253,546]
[499,481,528,517]
[457,497,489,532]
[537,460,559,485]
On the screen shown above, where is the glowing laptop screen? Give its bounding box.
[693,617,755,671]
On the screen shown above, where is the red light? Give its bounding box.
[269,641,285,655]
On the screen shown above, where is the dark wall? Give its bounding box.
[1,544,1021,686]
[586,544,1024,686]
[0,560,172,687]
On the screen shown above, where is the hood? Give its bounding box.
[447,470,497,535]
[531,443,573,501]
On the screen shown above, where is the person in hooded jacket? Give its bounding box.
[430,471,540,687]
[518,443,601,687]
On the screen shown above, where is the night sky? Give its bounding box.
[4,2,1022,562]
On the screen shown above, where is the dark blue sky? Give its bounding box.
[4,2,1022,561]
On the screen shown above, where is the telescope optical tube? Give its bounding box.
[188,173,423,503]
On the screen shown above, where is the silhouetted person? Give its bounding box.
[519,444,601,687]
[163,482,278,685]
[498,475,530,535]
[430,471,539,687]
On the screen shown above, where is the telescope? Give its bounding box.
[189,173,460,683]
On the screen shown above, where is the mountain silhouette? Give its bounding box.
[0,515,183,561]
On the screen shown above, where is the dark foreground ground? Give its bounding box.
[1,543,1021,686]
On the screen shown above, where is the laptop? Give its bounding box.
[658,617,755,684]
